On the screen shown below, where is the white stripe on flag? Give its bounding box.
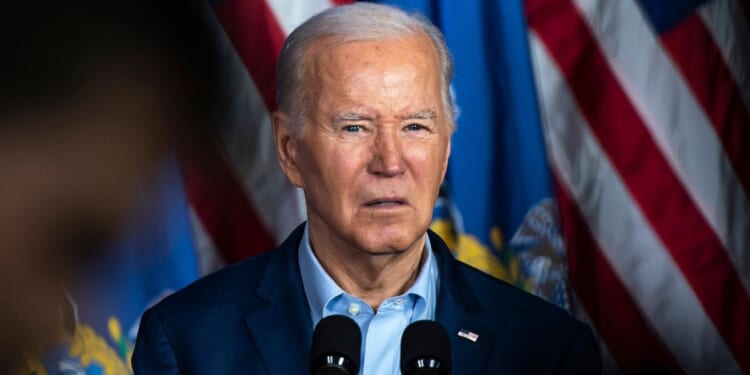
[699,0,750,113]
[529,32,743,375]
[264,0,333,35]
[206,8,306,243]
[572,0,750,294]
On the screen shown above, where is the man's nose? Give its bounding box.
[367,129,406,177]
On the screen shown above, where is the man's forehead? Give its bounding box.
[307,31,438,67]
[301,31,445,123]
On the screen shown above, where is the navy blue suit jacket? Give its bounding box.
[133,224,601,374]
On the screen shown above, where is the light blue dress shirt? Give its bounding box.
[298,224,439,374]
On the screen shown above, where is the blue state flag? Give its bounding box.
[374,0,569,308]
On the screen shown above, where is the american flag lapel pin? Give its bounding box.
[457,329,479,342]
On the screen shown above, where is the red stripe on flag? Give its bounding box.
[330,0,354,5]
[526,0,750,371]
[661,14,750,195]
[554,178,684,374]
[213,0,286,111]
[180,142,276,264]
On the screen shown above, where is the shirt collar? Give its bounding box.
[298,223,438,326]
[298,224,344,325]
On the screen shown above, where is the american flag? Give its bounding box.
[180,0,331,272]
[527,0,750,373]
[184,0,749,373]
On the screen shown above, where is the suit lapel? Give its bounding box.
[431,231,495,374]
[244,225,313,374]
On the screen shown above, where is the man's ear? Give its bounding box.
[272,111,305,188]
[441,137,451,183]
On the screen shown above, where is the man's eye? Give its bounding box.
[405,123,426,131]
[343,125,363,132]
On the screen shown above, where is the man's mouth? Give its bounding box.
[364,198,407,207]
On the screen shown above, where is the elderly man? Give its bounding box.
[133,3,600,374]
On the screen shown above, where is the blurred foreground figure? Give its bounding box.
[0,2,218,371]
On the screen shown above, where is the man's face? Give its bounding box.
[276,32,451,256]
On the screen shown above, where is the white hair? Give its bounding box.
[275,2,455,134]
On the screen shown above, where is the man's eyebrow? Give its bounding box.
[332,112,374,122]
[399,110,437,120]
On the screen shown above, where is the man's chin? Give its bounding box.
[353,232,426,256]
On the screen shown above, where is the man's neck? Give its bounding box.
[308,230,426,311]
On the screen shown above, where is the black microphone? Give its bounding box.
[400,320,452,375]
[310,315,362,375]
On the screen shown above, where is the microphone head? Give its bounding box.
[400,320,452,375]
[310,315,361,375]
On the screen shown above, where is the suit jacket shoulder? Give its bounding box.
[132,226,313,374]
[429,230,600,374]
